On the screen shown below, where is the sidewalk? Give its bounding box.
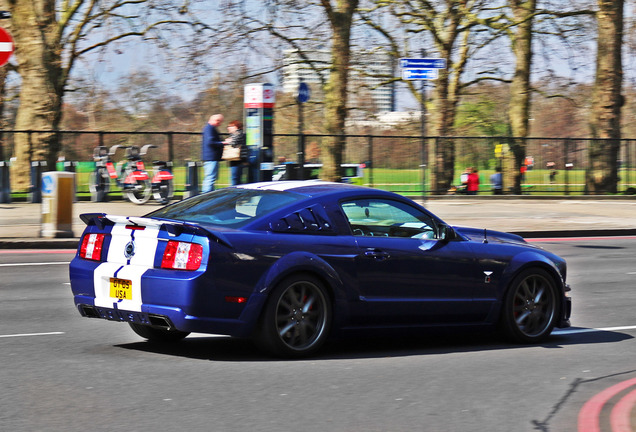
[1,196,636,248]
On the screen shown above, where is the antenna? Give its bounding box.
[483,228,488,244]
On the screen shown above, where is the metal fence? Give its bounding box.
[1,130,635,195]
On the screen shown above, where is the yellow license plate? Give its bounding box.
[109,277,132,300]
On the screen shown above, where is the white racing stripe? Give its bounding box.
[93,222,161,312]
[238,180,336,191]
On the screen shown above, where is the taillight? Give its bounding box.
[161,240,203,270]
[79,233,106,261]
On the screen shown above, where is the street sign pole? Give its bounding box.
[419,51,429,204]
[296,82,310,180]
[421,77,427,203]
[297,99,304,180]
[399,57,446,201]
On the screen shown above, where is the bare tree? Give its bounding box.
[210,1,360,182]
[370,0,502,192]
[588,0,623,193]
[319,0,359,181]
[0,0,195,190]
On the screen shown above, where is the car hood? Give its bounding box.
[454,226,539,248]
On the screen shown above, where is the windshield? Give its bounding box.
[146,188,306,228]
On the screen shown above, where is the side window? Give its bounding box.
[341,199,437,239]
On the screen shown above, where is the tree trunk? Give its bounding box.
[429,59,455,194]
[427,8,462,194]
[320,0,358,182]
[7,0,63,191]
[507,0,536,195]
[587,0,623,194]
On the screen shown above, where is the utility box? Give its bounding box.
[41,171,74,238]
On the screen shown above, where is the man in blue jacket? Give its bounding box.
[201,114,225,192]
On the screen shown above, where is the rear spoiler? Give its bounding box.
[79,213,232,248]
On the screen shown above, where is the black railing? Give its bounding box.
[1,130,635,196]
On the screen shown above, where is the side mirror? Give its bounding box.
[438,224,456,241]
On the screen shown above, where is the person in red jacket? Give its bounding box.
[467,167,480,195]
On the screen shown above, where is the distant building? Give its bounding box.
[282,49,395,113]
[346,111,422,129]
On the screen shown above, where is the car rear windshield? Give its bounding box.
[145,188,306,228]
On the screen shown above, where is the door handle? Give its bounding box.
[364,249,390,260]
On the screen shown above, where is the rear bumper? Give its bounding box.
[75,292,267,338]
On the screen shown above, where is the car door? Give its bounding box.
[341,198,488,326]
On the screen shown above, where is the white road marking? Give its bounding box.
[0,332,65,339]
[553,325,636,335]
[0,262,69,267]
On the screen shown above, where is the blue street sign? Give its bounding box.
[402,68,438,80]
[297,82,310,103]
[399,58,446,69]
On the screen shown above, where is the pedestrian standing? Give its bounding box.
[201,114,224,193]
[223,120,247,186]
[490,167,503,195]
[467,167,480,195]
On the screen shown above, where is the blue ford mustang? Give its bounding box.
[69,181,571,357]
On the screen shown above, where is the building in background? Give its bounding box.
[282,49,395,113]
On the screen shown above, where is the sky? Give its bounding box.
[65,1,633,113]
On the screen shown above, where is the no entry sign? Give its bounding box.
[0,27,14,67]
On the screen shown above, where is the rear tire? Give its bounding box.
[153,179,174,204]
[128,323,189,343]
[255,274,332,358]
[500,268,559,343]
[124,179,151,204]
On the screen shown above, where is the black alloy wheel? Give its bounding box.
[501,268,559,343]
[256,274,332,358]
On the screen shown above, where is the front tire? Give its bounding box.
[500,268,559,343]
[256,274,332,358]
[128,323,190,343]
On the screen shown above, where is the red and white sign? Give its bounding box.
[244,83,275,108]
[0,27,14,67]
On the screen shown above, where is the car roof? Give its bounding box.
[236,180,391,198]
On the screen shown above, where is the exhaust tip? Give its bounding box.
[148,314,173,329]
[79,305,100,318]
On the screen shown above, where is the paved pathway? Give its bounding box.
[1,196,635,248]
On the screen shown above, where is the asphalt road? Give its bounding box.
[1,238,635,432]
